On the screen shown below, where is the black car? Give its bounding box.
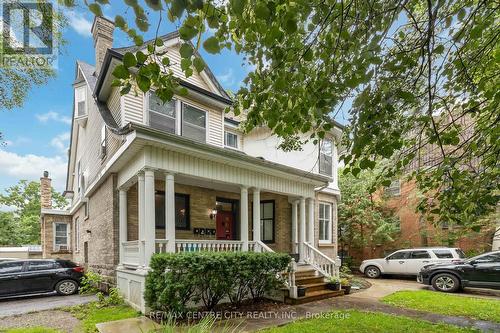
[0,259,84,298]
[417,250,500,292]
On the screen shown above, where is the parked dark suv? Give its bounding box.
[0,259,84,298]
[418,250,500,292]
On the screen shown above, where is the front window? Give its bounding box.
[260,201,275,243]
[149,93,176,134]
[155,192,190,230]
[319,139,333,176]
[182,104,206,142]
[224,131,238,149]
[54,223,68,250]
[319,202,332,243]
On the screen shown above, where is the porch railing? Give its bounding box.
[250,240,274,253]
[155,239,169,253]
[303,242,338,278]
[175,240,244,252]
[122,240,140,267]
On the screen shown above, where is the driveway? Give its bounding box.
[0,293,97,318]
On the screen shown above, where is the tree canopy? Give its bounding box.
[0,180,67,245]
[79,0,498,228]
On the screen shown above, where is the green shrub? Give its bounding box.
[145,251,290,314]
[97,288,124,306]
[79,271,102,294]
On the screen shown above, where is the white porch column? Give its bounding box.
[252,188,260,243]
[240,186,249,251]
[307,197,315,246]
[118,189,127,266]
[298,197,306,263]
[137,172,145,267]
[144,169,156,267]
[291,200,298,253]
[165,173,176,252]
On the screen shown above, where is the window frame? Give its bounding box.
[53,222,70,251]
[260,200,275,244]
[75,85,87,117]
[147,91,178,134]
[409,250,431,259]
[224,130,239,149]
[0,261,25,274]
[74,217,80,252]
[318,202,332,244]
[100,125,107,159]
[154,191,191,231]
[319,139,333,176]
[181,102,208,143]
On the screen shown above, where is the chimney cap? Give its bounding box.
[91,16,115,35]
[43,171,49,178]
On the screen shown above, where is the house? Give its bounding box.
[40,16,343,312]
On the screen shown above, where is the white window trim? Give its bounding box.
[318,202,332,244]
[53,222,70,252]
[146,91,178,133]
[74,85,87,118]
[224,129,240,150]
[181,101,208,143]
[319,139,334,176]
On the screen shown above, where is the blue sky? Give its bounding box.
[0,2,349,197]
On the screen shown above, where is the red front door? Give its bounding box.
[216,211,234,240]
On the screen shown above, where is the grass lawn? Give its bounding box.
[260,310,477,333]
[382,290,500,323]
[66,302,140,333]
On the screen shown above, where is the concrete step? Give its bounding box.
[285,289,344,305]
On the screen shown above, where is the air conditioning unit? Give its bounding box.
[56,244,69,251]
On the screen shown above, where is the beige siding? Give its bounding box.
[123,83,144,125]
[107,86,122,126]
[163,45,211,91]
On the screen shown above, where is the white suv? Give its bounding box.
[359,247,466,278]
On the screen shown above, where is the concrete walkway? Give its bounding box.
[0,293,97,318]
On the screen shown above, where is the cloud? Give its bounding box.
[216,68,235,87]
[50,132,70,154]
[66,10,92,38]
[0,150,67,191]
[36,111,72,125]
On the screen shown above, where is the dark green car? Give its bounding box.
[418,250,500,292]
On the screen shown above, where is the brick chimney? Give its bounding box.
[91,16,115,74]
[40,171,52,210]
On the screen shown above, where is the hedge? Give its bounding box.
[145,251,290,313]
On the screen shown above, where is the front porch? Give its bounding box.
[114,145,339,312]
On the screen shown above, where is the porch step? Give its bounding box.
[301,282,330,293]
[295,276,325,285]
[285,289,344,305]
[281,269,317,279]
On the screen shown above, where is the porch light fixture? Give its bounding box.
[210,208,217,220]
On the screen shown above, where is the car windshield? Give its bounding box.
[455,249,466,259]
[466,251,500,263]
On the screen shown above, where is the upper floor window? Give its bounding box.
[319,139,333,176]
[74,217,80,252]
[224,131,238,149]
[148,93,176,134]
[182,104,206,142]
[100,125,107,158]
[75,86,86,117]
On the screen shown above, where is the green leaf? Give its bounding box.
[162,57,170,66]
[180,58,192,71]
[114,15,126,29]
[203,36,220,54]
[255,4,270,20]
[193,57,205,72]
[170,0,187,19]
[179,43,194,58]
[112,65,130,79]
[179,25,198,41]
[284,18,297,33]
[230,0,246,15]
[88,3,102,16]
[136,51,147,64]
[145,0,162,11]
[123,52,137,68]
[136,75,151,92]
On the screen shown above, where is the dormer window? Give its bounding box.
[319,139,333,176]
[75,86,86,117]
[148,93,176,134]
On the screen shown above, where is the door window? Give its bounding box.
[473,253,500,263]
[433,249,453,258]
[0,262,24,274]
[386,251,409,260]
[409,250,431,259]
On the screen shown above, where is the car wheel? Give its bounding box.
[55,280,78,295]
[365,266,381,278]
[431,273,460,293]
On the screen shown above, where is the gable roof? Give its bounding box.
[110,31,231,101]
